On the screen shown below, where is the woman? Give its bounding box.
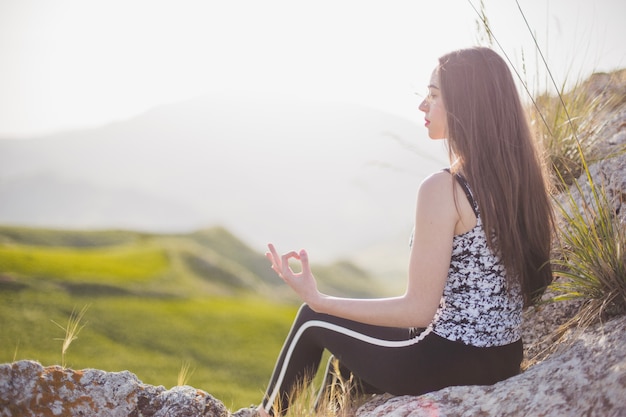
[247,47,554,416]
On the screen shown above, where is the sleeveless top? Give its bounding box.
[412,170,523,347]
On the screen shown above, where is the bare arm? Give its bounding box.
[266,171,458,328]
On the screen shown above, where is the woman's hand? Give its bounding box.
[266,243,321,305]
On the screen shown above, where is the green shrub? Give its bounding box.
[551,174,626,324]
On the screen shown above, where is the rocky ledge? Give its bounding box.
[356,315,626,417]
[0,361,229,417]
[1,315,625,417]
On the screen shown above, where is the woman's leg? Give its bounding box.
[260,304,412,415]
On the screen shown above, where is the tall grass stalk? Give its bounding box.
[469,0,624,184]
[177,360,195,386]
[317,359,362,417]
[52,304,90,368]
[551,172,626,323]
[13,340,19,363]
[268,358,366,417]
[531,73,626,188]
[467,0,550,135]
[472,0,493,47]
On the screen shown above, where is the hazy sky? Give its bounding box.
[0,0,624,139]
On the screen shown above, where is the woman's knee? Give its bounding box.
[295,303,318,322]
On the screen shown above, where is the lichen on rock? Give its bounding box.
[0,360,229,417]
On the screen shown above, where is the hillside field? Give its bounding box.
[0,226,379,408]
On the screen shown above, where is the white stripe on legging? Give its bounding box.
[264,319,432,412]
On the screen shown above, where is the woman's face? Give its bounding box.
[419,68,448,140]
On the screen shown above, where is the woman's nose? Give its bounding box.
[419,99,428,112]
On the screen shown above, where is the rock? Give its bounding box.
[3,318,624,416]
[0,361,229,417]
[355,315,626,417]
[555,69,626,226]
[557,151,626,227]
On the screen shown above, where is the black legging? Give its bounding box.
[261,304,523,415]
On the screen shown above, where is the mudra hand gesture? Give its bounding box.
[266,243,321,305]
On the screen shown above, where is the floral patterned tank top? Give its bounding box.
[430,170,523,347]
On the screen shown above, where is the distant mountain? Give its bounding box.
[0,224,383,298]
[0,173,205,231]
[0,94,447,269]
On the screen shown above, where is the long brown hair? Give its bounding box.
[438,47,553,306]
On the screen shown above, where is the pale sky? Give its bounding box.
[0,0,624,139]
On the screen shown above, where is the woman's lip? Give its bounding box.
[424,119,430,127]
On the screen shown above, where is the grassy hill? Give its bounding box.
[0,225,381,409]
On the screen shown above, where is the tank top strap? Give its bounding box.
[443,168,479,217]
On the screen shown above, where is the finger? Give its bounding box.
[281,251,300,275]
[268,243,280,263]
[265,252,276,267]
[299,249,310,273]
[267,243,282,268]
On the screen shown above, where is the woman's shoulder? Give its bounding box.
[417,169,478,231]
[416,170,458,217]
[419,170,455,195]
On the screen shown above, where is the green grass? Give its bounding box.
[550,176,626,323]
[0,244,168,283]
[0,288,296,408]
[0,225,380,410]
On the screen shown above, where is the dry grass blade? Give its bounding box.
[51,304,90,368]
[177,360,195,386]
[550,173,626,329]
[269,357,367,417]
